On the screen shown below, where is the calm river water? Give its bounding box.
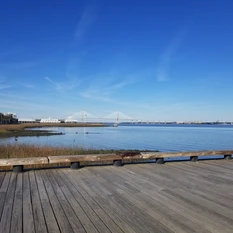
[1,124,233,153]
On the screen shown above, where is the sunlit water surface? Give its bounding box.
[1,125,233,155]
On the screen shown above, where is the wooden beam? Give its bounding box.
[48,150,233,164]
[0,157,48,166]
[0,150,232,170]
[48,154,119,164]
[140,150,233,159]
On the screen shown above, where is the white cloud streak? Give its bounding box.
[156,30,187,82]
[80,74,138,101]
[45,76,79,92]
[45,77,61,90]
[75,5,96,43]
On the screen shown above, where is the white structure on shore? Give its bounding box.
[40,118,61,123]
[18,118,36,123]
[65,119,78,123]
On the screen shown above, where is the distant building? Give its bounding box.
[40,118,61,123]
[18,118,36,123]
[65,119,78,123]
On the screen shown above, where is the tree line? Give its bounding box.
[0,113,18,124]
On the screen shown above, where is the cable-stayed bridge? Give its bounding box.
[65,111,134,123]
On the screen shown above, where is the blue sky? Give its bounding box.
[1,0,233,121]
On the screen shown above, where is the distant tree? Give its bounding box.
[0,112,18,124]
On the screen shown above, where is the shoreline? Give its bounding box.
[0,123,106,138]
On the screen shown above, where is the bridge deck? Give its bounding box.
[0,160,233,233]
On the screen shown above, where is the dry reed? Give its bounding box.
[0,144,116,170]
[0,143,115,159]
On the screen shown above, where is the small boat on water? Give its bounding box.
[113,123,118,127]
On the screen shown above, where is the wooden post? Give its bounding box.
[70,162,80,169]
[156,158,164,164]
[190,156,198,162]
[13,165,24,173]
[224,155,232,160]
[113,160,122,167]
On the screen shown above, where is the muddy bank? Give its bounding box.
[0,123,106,138]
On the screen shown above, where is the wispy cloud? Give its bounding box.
[80,73,138,101]
[45,77,61,90]
[156,30,187,82]
[0,99,60,119]
[45,76,79,92]
[74,5,97,43]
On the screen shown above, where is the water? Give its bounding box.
[1,124,233,153]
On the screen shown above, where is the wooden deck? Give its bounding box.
[0,160,233,233]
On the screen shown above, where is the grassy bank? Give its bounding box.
[0,123,106,138]
[0,144,117,170]
[0,144,155,170]
[0,144,115,159]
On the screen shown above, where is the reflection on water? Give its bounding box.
[1,125,233,151]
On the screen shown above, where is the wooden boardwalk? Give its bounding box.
[0,160,233,233]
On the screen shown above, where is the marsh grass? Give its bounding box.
[0,143,117,170]
[0,143,155,171]
[0,143,115,159]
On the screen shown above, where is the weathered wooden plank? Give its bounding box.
[60,169,124,233]
[178,163,233,193]
[0,173,11,221]
[82,168,175,233]
[140,150,233,158]
[55,170,100,233]
[99,166,204,233]
[204,160,233,171]
[10,173,23,233]
[75,168,164,233]
[23,172,36,233]
[0,160,233,233]
[48,153,118,163]
[0,150,232,169]
[35,171,60,233]
[61,170,112,233]
[161,188,233,232]
[108,181,201,233]
[110,164,233,233]
[0,157,48,166]
[129,163,233,232]
[48,150,233,164]
[45,170,86,233]
[40,171,74,233]
[166,162,233,198]
[0,173,5,188]
[28,171,47,233]
[54,170,100,233]
[0,172,17,233]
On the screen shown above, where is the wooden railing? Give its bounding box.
[0,150,232,172]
